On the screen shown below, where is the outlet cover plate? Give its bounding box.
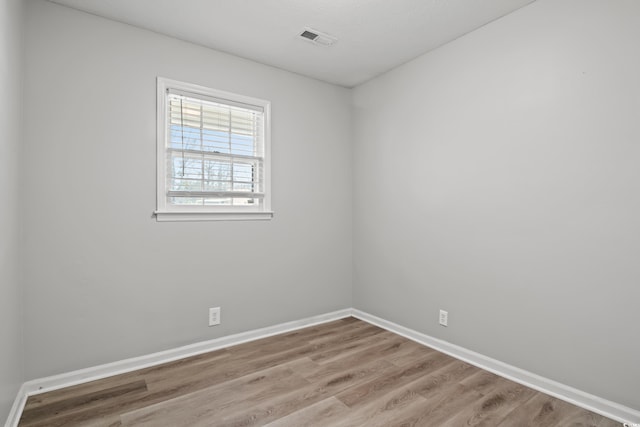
[209,307,221,326]
[439,309,448,327]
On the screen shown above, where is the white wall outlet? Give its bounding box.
[209,307,221,326]
[439,309,448,327]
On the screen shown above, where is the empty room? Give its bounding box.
[1,0,639,425]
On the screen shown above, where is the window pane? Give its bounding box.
[202,129,230,153]
[203,197,231,206]
[170,196,206,206]
[232,197,260,206]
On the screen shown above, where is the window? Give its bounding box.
[155,78,272,221]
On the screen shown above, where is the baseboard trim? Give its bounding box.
[4,384,28,427]
[4,308,351,427]
[6,307,639,426]
[352,309,640,425]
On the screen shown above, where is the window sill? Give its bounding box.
[154,211,274,222]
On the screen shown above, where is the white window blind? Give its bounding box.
[156,78,272,221]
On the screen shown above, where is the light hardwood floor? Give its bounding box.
[19,317,620,426]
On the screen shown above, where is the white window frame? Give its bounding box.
[155,77,272,222]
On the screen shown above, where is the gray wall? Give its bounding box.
[353,0,640,411]
[22,0,352,379]
[0,0,24,420]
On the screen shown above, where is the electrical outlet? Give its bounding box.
[209,307,221,326]
[439,309,448,327]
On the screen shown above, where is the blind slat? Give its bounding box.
[168,191,264,199]
[167,147,262,162]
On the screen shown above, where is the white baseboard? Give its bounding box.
[4,384,27,427]
[6,307,639,426]
[3,308,351,427]
[352,309,640,425]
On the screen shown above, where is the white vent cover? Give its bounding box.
[299,27,337,47]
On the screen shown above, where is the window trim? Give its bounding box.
[155,77,273,222]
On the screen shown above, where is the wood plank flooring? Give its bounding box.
[18,317,621,426]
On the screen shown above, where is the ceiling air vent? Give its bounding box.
[299,27,337,47]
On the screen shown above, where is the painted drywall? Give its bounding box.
[353,0,640,411]
[0,0,24,421]
[22,0,352,379]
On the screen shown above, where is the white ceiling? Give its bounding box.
[48,0,536,87]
